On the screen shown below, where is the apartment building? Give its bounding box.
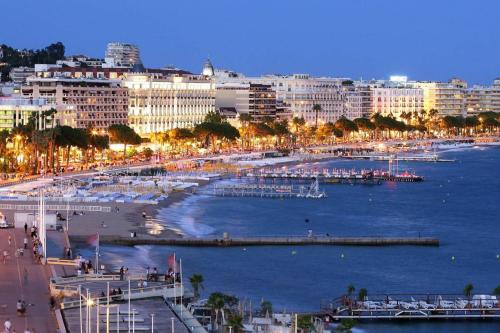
[466,79,500,115]
[21,77,128,129]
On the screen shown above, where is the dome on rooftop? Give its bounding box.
[202,58,214,77]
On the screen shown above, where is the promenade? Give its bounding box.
[0,228,57,333]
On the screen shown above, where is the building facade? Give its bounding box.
[217,74,356,124]
[371,84,424,120]
[123,73,216,136]
[411,79,467,117]
[466,79,500,115]
[0,97,54,130]
[216,82,276,121]
[105,42,142,67]
[21,77,128,129]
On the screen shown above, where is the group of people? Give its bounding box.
[99,287,123,299]
[146,266,160,282]
[27,225,43,263]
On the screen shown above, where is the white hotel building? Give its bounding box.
[122,73,215,136]
[370,83,424,120]
[466,79,500,115]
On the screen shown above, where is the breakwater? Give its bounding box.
[71,235,439,247]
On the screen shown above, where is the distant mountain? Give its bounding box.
[0,42,65,82]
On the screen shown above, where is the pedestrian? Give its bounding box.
[24,223,27,234]
[4,318,12,332]
[23,268,28,284]
[3,250,8,264]
[23,237,28,249]
[8,235,12,247]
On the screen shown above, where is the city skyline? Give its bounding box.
[2,0,500,85]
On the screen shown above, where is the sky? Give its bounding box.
[1,0,499,85]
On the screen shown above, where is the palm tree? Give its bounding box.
[207,292,226,331]
[260,300,272,316]
[108,124,142,160]
[189,274,204,300]
[226,314,244,333]
[347,284,355,297]
[358,288,368,301]
[464,283,474,299]
[312,104,322,128]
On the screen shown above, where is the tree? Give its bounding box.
[142,147,154,160]
[313,104,322,127]
[189,274,204,300]
[493,286,500,296]
[226,314,244,333]
[347,284,355,297]
[108,124,142,160]
[260,300,273,316]
[358,288,367,301]
[334,117,358,141]
[335,319,356,333]
[464,283,474,298]
[207,292,226,330]
[296,315,313,333]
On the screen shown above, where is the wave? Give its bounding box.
[156,193,216,238]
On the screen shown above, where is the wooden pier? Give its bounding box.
[71,235,440,247]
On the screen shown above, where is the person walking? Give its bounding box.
[8,235,12,247]
[2,249,8,264]
[4,318,12,332]
[23,268,28,285]
[24,223,27,234]
[23,237,28,250]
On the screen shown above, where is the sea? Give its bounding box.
[84,145,500,333]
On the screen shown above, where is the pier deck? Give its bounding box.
[72,235,440,247]
[322,293,499,321]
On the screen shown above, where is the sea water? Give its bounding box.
[90,146,500,332]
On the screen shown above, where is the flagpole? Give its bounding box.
[79,285,83,333]
[128,279,131,333]
[107,281,110,333]
[173,253,176,305]
[95,233,100,275]
[180,258,183,317]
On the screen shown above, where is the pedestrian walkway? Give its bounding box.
[0,228,58,332]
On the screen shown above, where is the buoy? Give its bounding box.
[341,253,345,259]
[442,200,446,203]
[243,248,247,251]
[451,256,455,261]
[291,250,297,255]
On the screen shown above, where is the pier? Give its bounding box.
[321,293,500,321]
[210,179,327,198]
[72,235,440,247]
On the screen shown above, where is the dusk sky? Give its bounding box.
[2,0,499,84]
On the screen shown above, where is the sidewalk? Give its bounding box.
[0,228,58,333]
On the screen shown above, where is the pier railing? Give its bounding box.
[322,293,499,320]
[59,283,184,309]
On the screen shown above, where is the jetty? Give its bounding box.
[322,293,500,321]
[72,235,440,247]
[343,154,456,163]
[210,179,327,198]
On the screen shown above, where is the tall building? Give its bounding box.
[105,42,142,67]
[21,77,128,129]
[0,97,54,130]
[216,82,276,121]
[411,79,467,117]
[122,73,216,136]
[466,79,500,115]
[9,67,35,84]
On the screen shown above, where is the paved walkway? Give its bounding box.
[0,228,57,333]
